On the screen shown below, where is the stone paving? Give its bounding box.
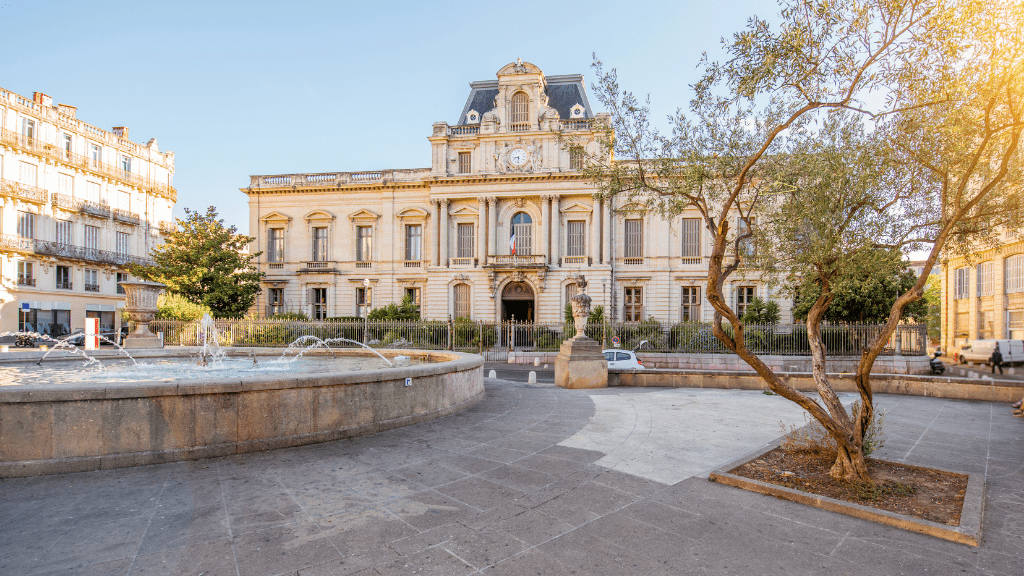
[0,378,1022,575]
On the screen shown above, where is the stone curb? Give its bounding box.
[708,438,985,547]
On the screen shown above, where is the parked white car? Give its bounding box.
[603,349,645,369]
[955,339,1024,365]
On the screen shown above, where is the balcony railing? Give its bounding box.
[404,260,422,268]
[619,257,644,266]
[0,128,176,201]
[113,209,140,225]
[85,283,100,292]
[55,280,73,290]
[449,125,479,136]
[0,234,154,267]
[487,254,546,267]
[267,262,284,270]
[562,256,589,265]
[509,123,530,133]
[158,220,176,234]
[17,275,35,287]
[51,192,112,218]
[679,257,703,266]
[560,119,594,131]
[451,257,476,267]
[0,178,48,204]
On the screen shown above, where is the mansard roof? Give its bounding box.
[456,73,593,126]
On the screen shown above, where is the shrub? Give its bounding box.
[156,293,212,321]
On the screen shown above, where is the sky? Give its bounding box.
[1,0,774,234]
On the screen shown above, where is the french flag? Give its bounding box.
[509,231,517,255]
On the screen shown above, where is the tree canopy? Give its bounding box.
[131,207,263,319]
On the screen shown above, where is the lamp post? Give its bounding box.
[363,278,370,345]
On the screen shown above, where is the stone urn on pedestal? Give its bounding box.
[119,280,167,349]
[555,275,608,389]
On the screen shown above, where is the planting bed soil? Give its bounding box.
[730,447,969,525]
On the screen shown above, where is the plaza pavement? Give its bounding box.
[0,376,1021,575]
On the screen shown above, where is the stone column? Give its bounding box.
[591,198,601,265]
[432,200,441,266]
[602,198,611,265]
[477,197,487,266]
[541,195,551,265]
[440,199,449,267]
[551,195,560,266]
[487,196,497,264]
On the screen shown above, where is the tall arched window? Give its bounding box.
[510,212,533,255]
[510,92,529,132]
[453,283,470,319]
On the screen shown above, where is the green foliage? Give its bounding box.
[131,207,263,319]
[452,317,497,349]
[155,292,212,321]
[367,295,420,321]
[924,274,942,342]
[271,312,309,321]
[740,298,781,325]
[326,316,362,322]
[791,254,929,324]
[617,318,664,351]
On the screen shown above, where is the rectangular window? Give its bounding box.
[17,211,35,239]
[17,261,34,286]
[453,284,470,319]
[268,288,284,316]
[116,231,130,255]
[84,225,99,250]
[458,151,471,174]
[567,220,586,257]
[120,155,131,173]
[310,287,327,321]
[311,226,328,262]
[55,220,73,245]
[977,261,994,296]
[624,287,643,321]
[512,221,532,255]
[1008,310,1024,339]
[737,216,756,257]
[20,117,35,139]
[954,267,970,299]
[86,181,101,202]
[356,226,372,261]
[457,223,474,258]
[19,161,37,186]
[570,146,583,171]
[85,269,99,292]
[18,307,37,333]
[680,218,701,258]
[736,286,756,318]
[116,272,129,294]
[58,173,74,196]
[681,286,701,321]
[1006,255,1024,294]
[63,133,73,156]
[405,225,422,261]
[979,310,995,339]
[268,228,284,262]
[90,144,101,167]
[56,265,71,290]
[404,287,420,306]
[624,219,643,259]
[356,287,372,318]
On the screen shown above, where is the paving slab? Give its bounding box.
[0,378,1021,575]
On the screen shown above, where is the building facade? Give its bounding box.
[244,61,785,324]
[0,87,176,337]
[941,233,1024,353]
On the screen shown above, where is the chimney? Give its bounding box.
[32,92,53,106]
[112,126,129,140]
[58,104,77,118]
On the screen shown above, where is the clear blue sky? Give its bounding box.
[2,0,772,234]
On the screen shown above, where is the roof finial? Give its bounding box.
[517,57,522,66]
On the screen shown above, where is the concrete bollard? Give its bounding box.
[488,370,497,379]
[534,357,540,367]
[543,364,548,369]
[528,371,537,384]
[968,371,978,379]
[1009,367,1016,375]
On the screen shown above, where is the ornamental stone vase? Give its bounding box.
[119,280,166,349]
[555,275,608,389]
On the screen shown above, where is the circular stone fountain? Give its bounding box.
[0,347,483,477]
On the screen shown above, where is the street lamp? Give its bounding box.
[363,278,371,345]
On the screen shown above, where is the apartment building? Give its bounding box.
[244,61,783,323]
[0,88,175,337]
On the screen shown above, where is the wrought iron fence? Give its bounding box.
[147,319,927,357]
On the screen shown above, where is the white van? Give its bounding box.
[954,340,1024,365]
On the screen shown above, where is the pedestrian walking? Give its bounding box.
[990,345,1004,375]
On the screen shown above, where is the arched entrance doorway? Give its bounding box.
[501,282,534,322]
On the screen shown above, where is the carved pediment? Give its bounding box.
[396,207,430,220]
[560,202,592,214]
[348,209,381,221]
[260,211,292,223]
[498,59,542,76]
[304,209,334,221]
[450,205,479,217]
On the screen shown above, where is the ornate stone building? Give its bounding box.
[244,61,782,324]
[0,87,176,336]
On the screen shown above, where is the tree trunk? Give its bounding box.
[831,442,870,481]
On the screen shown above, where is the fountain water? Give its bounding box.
[1,331,137,367]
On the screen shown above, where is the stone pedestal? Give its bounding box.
[555,336,608,389]
[119,280,166,349]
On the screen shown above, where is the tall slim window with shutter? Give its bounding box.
[569,146,583,171]
[55,220,73,245]
[511,213,532,255]
[1006,255,1023,294]
[453,284,470,319]
[405,225,422,261]
[680,218,701,260]
[510,92,529,132]
[268,228,284,262]
[567,221,586,257]
[85,225,99,250]
[458,151,471,174]
[310,288,327,321]
[736,286,756,318]
[624,287,643,321]
[954,267,970,299]
[457,224,474,258]
[356,226,372,261]
[311,227,328,262]
[977,261,994,296]
[680,287,701,321]
[17,211,34,239]
[624,219,642,263]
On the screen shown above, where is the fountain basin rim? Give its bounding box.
[0,348,479,403]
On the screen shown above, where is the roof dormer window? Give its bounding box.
[510,91,529,132]
[570,103,585,118]
[466,110,480,124]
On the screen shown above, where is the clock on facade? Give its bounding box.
[509,148,528,166]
